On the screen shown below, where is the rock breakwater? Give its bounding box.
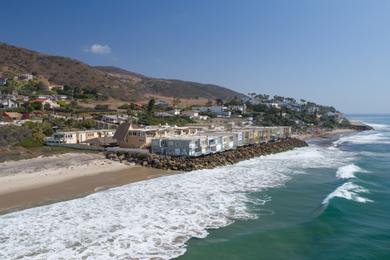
[105,138,308,171]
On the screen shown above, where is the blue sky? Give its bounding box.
[1,0,389,113]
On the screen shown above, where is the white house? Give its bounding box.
[181,110,199,118]
[0,98,19,109]
[31,98,60,109]
[102,114,130,124]
[48,84,64,91]
[154,111,174,118]
[45,129,115,145]
[19,74,33,81]
[0,78,7,86]
[229,104,247,114]
[167,108,181,116]
[198,106,231,117]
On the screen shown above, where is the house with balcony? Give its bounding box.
[151,135,209,157]
[114,123,198,149]
[45,129,114,145]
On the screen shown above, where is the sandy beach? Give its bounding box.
[0,129,358,215]
[0,153,170,214]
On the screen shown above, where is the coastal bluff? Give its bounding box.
[105,138,308,171]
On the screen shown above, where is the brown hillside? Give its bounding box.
[0,42,245,101]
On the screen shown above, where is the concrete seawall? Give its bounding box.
[105,138,308,171]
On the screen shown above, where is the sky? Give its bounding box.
[1,0,389,113]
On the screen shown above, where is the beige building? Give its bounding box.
[45,129,114,144]
[114,123,198,148]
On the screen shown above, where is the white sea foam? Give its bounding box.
[0,146,352,259]
[336,164,366,179]
[366,123,390,131]
[334,132,390,146]
[322,182,373,205]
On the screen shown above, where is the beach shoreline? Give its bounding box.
[0,128,361,215]
[0,153,171,215]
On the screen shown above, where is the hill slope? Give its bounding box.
[0,43,245,101]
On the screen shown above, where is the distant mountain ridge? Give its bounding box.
[0,42,245,101]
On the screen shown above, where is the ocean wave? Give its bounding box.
[0,146,352,259]
[333,132,390,146]
[365,123,390,131]
[336,164,367,179]
[322,182,373,205]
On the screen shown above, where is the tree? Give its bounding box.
[36,80,50,93]
[227,96,243,106]
[147,98,155,115]
[30,102,43,111]
[44,103,51,110]
[95,104,109,111]
[215,98,223,106]
[172,97,181,107]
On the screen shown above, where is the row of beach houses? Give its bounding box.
[44,122,291,157]
[149,126,291,157]
[113,123,291,157]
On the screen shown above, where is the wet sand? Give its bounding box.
[0,166,171,215]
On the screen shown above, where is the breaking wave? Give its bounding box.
[336,164,366,179]
[366,123,390,131]
[334,132,390,146]
[0,146,352,259]
[322,182,373,205]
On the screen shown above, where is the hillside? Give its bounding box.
[0,42,245,101]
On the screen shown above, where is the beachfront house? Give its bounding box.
[151,135,209,157]
[114,123,198,149]
[45,129,114,145]
[203,131,235,151]
[149,126,292,157]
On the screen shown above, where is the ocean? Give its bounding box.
[1,114,390,259]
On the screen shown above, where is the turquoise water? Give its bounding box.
[181,115,390,260]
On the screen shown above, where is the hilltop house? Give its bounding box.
[154,111,174,118]
[101,114,131,124]
[18,74,33,81]
[31,98,60,109]
[0,98,19,109]
[198,106,231,117]
[48,84,64,91]
[228,104,247,114]
[167,108,181,116]
[2,112,23,122]
[181,110,199,118]
[0,78,7,86]
[181,110,208,120]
